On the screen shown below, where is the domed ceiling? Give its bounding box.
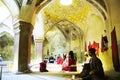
[40,0,106,56]
[42,0,104,39]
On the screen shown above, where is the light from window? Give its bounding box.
[60,0,73,5]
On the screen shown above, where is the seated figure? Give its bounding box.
[56,55,64,64]
[79,48,105,80]
[62,51,77,71]
[48,55,55,63]
[39,60,48,72]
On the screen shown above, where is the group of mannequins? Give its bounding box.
[39,51,77,72]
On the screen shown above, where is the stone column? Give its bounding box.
[13,20,33,73]
[18,21,33,72]
[34,39,44,63]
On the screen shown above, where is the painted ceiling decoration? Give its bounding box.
[42,0,91,36]
[43,0,90,21]
[55,19,83,40]
[42,0,105,37]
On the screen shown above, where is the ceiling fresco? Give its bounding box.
[42,0,104,38]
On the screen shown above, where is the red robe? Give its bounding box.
[62,57,77,71]
[39,61,48,72]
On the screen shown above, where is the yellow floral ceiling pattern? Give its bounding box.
[43,0,93,23]
[42,0,103,36]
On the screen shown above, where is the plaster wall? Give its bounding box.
[108,0,120,69]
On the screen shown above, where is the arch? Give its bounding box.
[43,19,84,62]
[1,0,19,17]
[55,19,84,40]
[0,16,14,37]
[86,0,108,20]
[45,19,84,40]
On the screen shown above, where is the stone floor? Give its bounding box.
[1,62,80,80]
[1,70,120,80]
[104,70,120,80]
[1,61,120,80]
[1,69,120,80]
[2,73,70,80]
[2,71,82,80]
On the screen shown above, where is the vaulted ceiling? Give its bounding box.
[40,0,106,42]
